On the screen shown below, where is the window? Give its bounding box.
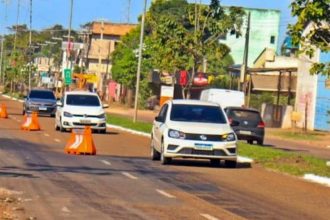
[29,90,55,100]
[270,36,275,44]
[158,104,168,119]
[66,95,100,106]
[170,104,227,124]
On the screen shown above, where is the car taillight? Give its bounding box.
[258,121,265,128]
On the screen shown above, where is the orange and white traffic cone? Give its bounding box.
[65,126,96,155]
[21,112,41,131]
[0,104,8,118]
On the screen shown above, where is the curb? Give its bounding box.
[1,94,24,103]
[303,174,330,187]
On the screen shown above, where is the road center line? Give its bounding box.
[100,160,111,166]
[156,189,176,198]
[61,206,71,213]
[44,133,50,137]
[122,172,138,180]
[54,138,61,143]
[200,214,219,220]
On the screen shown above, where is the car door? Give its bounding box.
[153,103,168,151]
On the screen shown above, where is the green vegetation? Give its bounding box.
[269,130,326,141]
[238,143,330,177]
[289,0,329,76]
[106,114,152,134]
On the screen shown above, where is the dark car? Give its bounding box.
[23,89,57,117]
[225,107,265,145]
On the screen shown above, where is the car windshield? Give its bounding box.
[29,90,55,100]
[230,110,261,121]
[66,95,100,107]
[170,104,227,123]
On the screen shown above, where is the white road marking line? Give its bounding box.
[61,206,71,213]
[303,174,330,187]
[327,145,330,148]
[54,138,61,143]
[122,172,138,180]
[44,133,50,137]
[156,189,176,198]
[200,213,219,220]
[100,160,111,166]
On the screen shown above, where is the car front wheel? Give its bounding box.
[160,141,171,165]
[151,136,160,160]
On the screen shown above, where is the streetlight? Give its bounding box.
[133,0,147,123]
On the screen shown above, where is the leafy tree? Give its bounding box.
[289,0,330,75]
[146,0,245,98]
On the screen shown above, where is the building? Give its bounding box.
[83,22,137,92]
[220,8,280,66]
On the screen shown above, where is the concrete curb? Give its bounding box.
[1,94,24,103]
[303,174,330,187]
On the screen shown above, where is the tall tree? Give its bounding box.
[146,0,245,97]
[289,0,330,75]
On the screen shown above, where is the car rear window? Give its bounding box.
[29,90,55,100]
[66,95,100,106]
[170,104,227,124]
[229,110,261,121]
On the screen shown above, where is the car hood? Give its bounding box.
[64,106,104,116]
[28,98,56,104]
[166,121,233,135]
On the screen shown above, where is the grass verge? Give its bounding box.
[238,142,330,177]
[106,113,329,178]
[106,114,152,133]
[269,129,326,141]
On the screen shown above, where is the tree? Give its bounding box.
[146,0,245,98]
[289,0,330,75]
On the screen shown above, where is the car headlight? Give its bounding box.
[168,129,186,139]
[63,111,73,117]
[97,113,105,119]
[222,133,236,142]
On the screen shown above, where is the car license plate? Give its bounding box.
[240,130,251,135]
[39,107,47,111]
[194,143,213,150]
[80,120,91,124]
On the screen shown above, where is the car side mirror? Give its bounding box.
[155,116,164,123]
[102,104,109,109]
[56,101,63,107]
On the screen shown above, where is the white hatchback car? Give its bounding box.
[151,99,237,167]
[55,91,108,133]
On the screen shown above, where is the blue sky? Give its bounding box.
[0,0,294,44]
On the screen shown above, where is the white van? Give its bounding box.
[200,89,245,108]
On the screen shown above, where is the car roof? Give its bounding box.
[64,91,98,96]
[30,88,53,92]
[226,106,260,112]
[170,99,220,107]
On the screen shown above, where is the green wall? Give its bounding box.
[220,8,280,66]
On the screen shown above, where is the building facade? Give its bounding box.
[220,8,280,66]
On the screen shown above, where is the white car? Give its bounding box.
[151,99,237,167]
[55,91,108,133]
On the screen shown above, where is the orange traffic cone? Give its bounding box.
[65,126,96,155]
[0,104,8,118]
[21,112,41,131]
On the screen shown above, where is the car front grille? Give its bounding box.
[72,114,100,118]
[184,133,224,142]
[73,123,97,126]
[177,148,227,156]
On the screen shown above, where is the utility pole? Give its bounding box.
[0,36,4,85]
[97,20,104,95]
[13,0,20,52]
[67,0,73,69]
[239,11,251,93]
[133,0,147,123]
[28,0,32,91]
[127,0,131,23]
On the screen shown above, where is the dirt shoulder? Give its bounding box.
[0,188,25,220]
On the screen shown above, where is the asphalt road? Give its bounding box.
[0,95,330,220]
